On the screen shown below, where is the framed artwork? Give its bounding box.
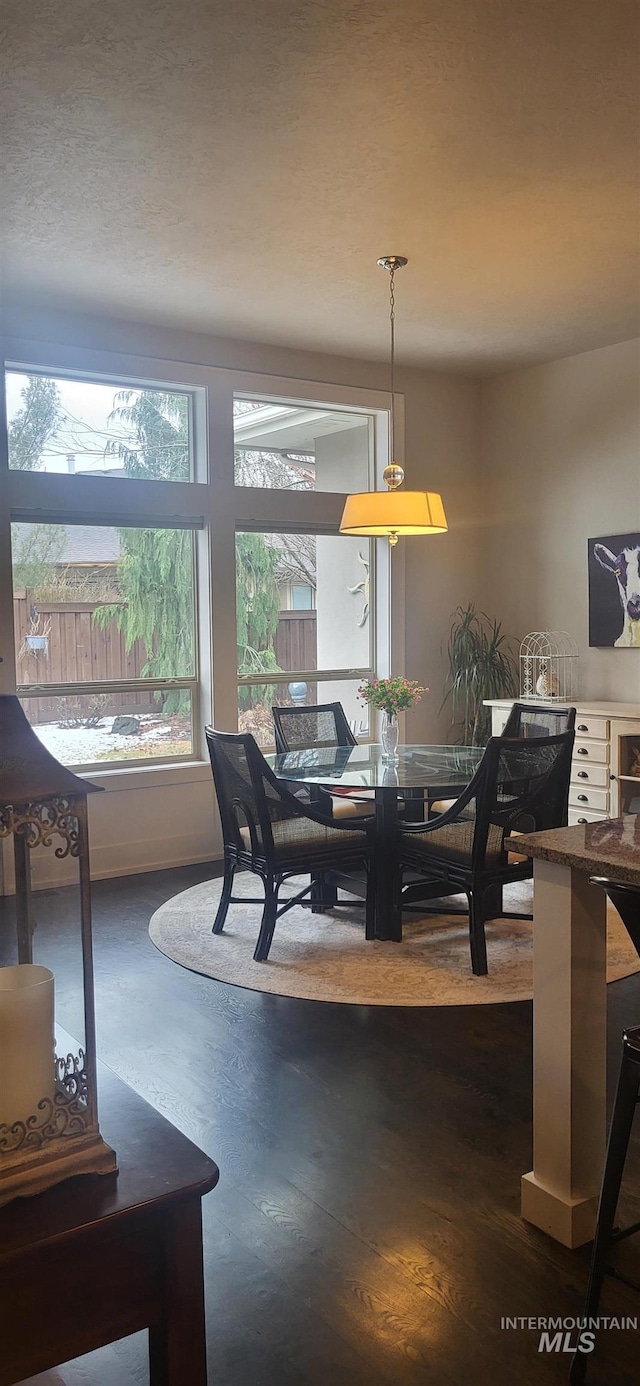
[588,532,640,648]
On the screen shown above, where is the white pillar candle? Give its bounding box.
[0,964,55,1131]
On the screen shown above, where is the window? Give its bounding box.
[233,397,371,492]
[6,371,193,481]
[4,358,389,774]
[11,519,198,768]
[291,584,314,610]
[236,530,374,747]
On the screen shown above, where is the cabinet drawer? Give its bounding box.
[568,807,607,825]
[573,738,610,765]
[571,762,610,789]
[569,786,610,813]
[574,715,609,740]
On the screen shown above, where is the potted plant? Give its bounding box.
[20,615,51,658]
[442,603,517,746]
[358,675,427,761]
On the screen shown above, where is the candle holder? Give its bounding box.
[0,696,116,1207]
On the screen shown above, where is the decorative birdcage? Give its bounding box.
[519,632,578,702]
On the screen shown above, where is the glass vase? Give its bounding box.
[381,711,399,761]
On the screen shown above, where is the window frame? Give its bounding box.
[1,344,404,778]
[235,523,377,713]
[5,364,199,484]
[12,514,202,775]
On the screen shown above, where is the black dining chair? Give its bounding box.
[272,700,375,820]
[396,731,575,975]
[428,705,574,819]
[205,728,376,960]
[272,701,357,752]
[569,878,640,1384]
[501,702,576,737]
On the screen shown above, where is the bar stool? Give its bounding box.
[569,878,640,1384]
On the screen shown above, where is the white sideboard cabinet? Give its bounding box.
[484,700,640,824]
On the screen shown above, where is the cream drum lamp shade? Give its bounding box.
[340,489,447,541]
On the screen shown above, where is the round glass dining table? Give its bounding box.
[264,743,485,940]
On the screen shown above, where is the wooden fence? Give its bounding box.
[14,595,318,723]
[14,594,155,723]
[273,611,317,673]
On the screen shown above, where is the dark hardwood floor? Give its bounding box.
[6,863,640,1386]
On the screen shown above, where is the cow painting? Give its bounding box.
[588,532,640,648]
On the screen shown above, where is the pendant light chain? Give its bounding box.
[389,266,396,462]
[377,254,406,487]
[338,253,447,545]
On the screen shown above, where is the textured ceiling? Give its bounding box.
[1,0,639,372]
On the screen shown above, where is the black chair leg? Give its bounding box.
[212,861,235,934]
[468,891,488,976]
[311,871,337,913]
[253,878,279,962]
[365,857,376,941]
[483,882,503,919]
[569,1049,640,1383]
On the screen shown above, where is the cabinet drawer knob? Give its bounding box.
[577,794,588,802]
[577,724,588,732]
[577,747,588,755]
[577,771,588,778]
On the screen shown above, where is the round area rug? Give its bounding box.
[148,874,640,1007]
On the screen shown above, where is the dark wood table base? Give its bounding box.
[0,1060,219,1386]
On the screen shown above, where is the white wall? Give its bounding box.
[479,339,640,700]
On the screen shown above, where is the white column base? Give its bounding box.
[521,1171,598,1248]
[521,859,607,1247]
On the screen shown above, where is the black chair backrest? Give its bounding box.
[440,730,575,870]
[206,727,299,862]
[590,878,640,961]
[272,702,357,753]
[501,703,576,738]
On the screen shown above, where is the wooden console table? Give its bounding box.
[0,1059,219,1386]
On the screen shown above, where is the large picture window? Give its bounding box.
[3,356,390,776]
[12,520,198,768]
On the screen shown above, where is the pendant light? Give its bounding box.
[339,256,447,546]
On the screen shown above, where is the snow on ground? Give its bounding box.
[34,715,177,766]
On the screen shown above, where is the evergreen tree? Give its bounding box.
[8,376,61,470]
[236,532,281,706]
[95,390,282,714]
[94,391,193,713]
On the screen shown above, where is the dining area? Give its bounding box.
[204,696,576,971]
[143,685,640,1384]
[194,694,640,1269]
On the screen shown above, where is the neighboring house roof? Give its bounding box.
[14,522,318,581]
[57,525,122,564]
[12,522,121,565]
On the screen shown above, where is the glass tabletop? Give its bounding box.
[265,743,485,791]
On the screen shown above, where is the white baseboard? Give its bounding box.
[1,838,223,893]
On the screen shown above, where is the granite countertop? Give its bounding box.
[506,817,640,886]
